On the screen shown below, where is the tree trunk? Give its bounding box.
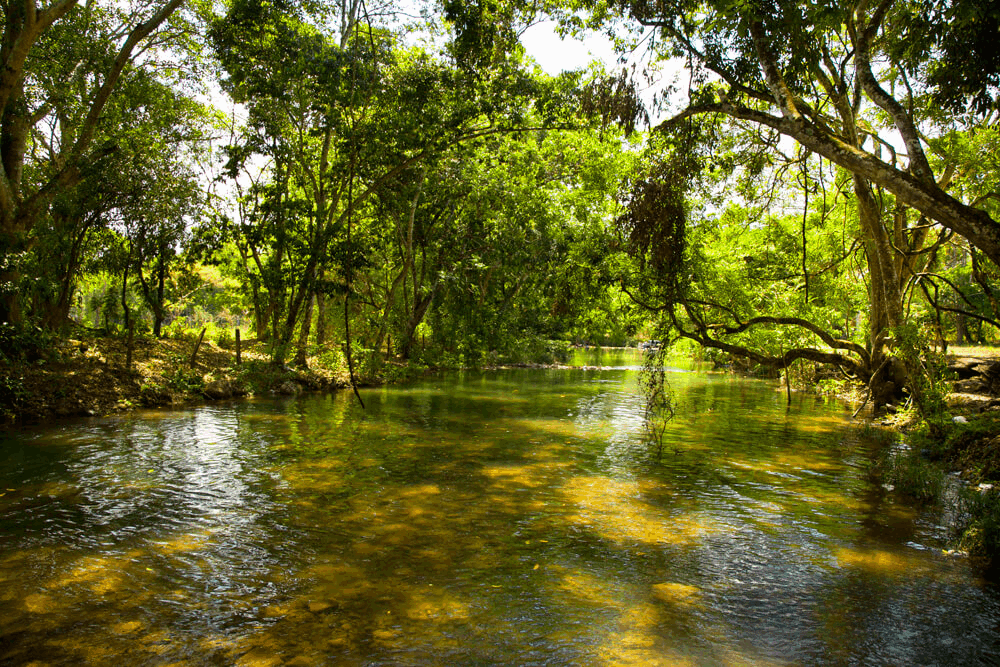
[190,327,206,367]
[293,293,314,368]
[315,289,328,346]
[153,239,167,337]
[852,173,909,414]
[0,226,25,324]
[398,291,435,360]
[120,244,132,335]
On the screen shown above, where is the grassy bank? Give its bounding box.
[869,410,1000,576]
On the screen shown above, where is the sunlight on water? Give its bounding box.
[1,353,999,665]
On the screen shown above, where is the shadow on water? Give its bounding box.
[1,359,1000,665]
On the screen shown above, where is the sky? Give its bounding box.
[520,20,685,125]
[519,21,617,74]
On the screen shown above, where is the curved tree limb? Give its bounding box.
[659,99,1000,266]
[673,304,865,377]
[854,0,935,185]
[684,300,871,365]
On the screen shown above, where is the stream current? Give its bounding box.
[1,349,998,665]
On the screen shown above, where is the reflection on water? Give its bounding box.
[1,357,999,665]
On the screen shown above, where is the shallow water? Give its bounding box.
[1,354,998,665]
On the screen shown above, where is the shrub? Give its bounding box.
[867,439,943,504]
[958,486,1000,574]
[0,322,56,363]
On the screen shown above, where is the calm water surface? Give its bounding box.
[2,352,999,665]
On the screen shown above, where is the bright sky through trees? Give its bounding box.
[520,21,614,74]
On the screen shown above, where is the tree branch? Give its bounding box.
[658,100,1000,266]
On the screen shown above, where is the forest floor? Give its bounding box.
[0,329,353,425]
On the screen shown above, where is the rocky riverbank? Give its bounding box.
[947,356,1000,413]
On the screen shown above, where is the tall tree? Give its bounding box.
[576,0,1000,264]
[211,0,583,365]
[0,0,188,323]
[519,0,1000,412]
[27,67,208,331]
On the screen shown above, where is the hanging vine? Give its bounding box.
[639,345,676,458]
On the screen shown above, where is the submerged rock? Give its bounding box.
[274,380,303,396]
[203,378,234,400]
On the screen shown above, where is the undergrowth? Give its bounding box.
[869,412,1000,575]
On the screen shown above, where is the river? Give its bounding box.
[1,350,998,665]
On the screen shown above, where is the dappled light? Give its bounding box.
[2,360,999,664]
[834,547,933,577]
[560,475,717,547]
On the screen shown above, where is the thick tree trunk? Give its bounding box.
[398,291,435,360]
[0,222,27,323]
[315,290,328,346]
[293,293,314,368]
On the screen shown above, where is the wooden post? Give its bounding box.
[190,327,207,368]
[235,328,242,366]
[780,343,791,407]
[783,359,793,407]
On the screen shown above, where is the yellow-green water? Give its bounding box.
[1,356,998,665]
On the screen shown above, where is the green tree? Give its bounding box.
[0,0,189,324]
[407,124,630,364]
[529,0,1000,413]
[580,0,1000,263]
[210,0,585,367]
[26,67,209,332]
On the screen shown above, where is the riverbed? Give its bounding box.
[1,351,998,665]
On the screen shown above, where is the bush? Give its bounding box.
[315,347,346,372]
[164,359,204,393]
[867,436,943,504]
[958,486,1000,574]
[0,322,57,363]
[0,373,27,418]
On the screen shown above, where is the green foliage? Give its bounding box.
[886,0,1000,115]
[443,0,521,71]
[0,323,57,363]
[959,487,1000,573]
[891,322,952,421]
[913,413,1000,471]
[0,372,28,421]
[868,442,944,504]
[315,347,347,372]
[164,360,204,394]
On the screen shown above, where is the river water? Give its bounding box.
[1,350,998,665]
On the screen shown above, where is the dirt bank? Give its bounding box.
[1,330,350,425]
